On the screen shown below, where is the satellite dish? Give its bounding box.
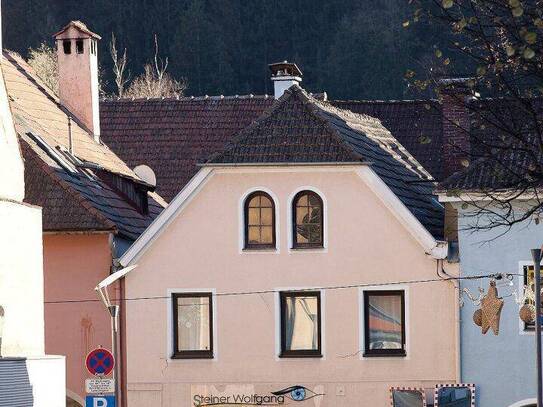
[133,164,157,187]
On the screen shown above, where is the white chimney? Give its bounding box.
[53,21,101,142]
[269,61,302,99]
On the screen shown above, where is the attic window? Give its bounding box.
[96,170,150,215]
[76,40,84,54]
[63,40,72,54]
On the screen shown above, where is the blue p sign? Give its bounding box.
[86,396,115,407]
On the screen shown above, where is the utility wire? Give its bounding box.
[44,272,515,305]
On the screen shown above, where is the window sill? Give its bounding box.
[242,247,278,253]
[279,352,323,359]
[362,351,407,358]
[171,353,214,360]
[289,247,327,254]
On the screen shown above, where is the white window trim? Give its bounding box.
[238,187,280,254]
[518,261,538,336]
[274,287,326,360]
[166,288,218,361]
[359,285,410,360]
[287,186,328,253]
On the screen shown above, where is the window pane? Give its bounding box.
[296,194,308,206]
[296,226,309,244]
[261,208,273,225]
[260,195,273,208]
[177,296,210,351]
[248,226,260,243]
[261,226,273,244]
[525,266,542,329]
[392,390,424,407]
[308,206,321,223]
[437,387,472,407]
[296,206,309,224]
[308,225,321,244]
[308,194,320,206]
[367,294,403,350]
[284,295,319,351]
[248,208,260,225]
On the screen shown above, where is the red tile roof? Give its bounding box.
[2,52,166,239]
[100,95,275,201]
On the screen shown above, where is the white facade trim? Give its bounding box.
[120,168,214,266]
[355,167,447,259]
[122,165,446,266]
[166,288,218,362]
[274,287,326,361]
[286,186,328,253]
[358,284,410,360]
[507,399,537,407]
[238,187,280,254]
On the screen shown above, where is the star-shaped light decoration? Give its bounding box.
[480,280,504,335]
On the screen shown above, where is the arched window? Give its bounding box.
[244,192,276,249]
[292,191,323,248]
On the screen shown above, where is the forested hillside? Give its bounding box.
[3,0,443,99]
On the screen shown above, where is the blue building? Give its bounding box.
[451,206,539,407]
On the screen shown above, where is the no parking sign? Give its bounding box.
[86,348,115,376]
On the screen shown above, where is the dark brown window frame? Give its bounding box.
[524,265,540,331]
[172,292,214,359]
[244,191,276,250]
[279,291,322,358]
[363,290,406,357]
[292,190,324,249]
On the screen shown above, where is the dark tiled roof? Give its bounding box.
[438,98,543,192]
[209,86,443,238]
[100,96,275,202]
[3,52,166,239]
[331,100,443,181]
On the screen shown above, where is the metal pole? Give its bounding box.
[109,305,120,406]
[532,249,542,407]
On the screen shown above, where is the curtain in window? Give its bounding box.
[177,296,210,351]
[284,296,319,350]
[368,295,402,350]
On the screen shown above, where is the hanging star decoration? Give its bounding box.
[480,280,504,335]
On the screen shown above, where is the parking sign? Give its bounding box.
[86,395,115,407]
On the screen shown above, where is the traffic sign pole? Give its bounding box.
[108,305,120,407]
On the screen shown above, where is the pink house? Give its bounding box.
[3,22,165,406]
[118,72,459,406]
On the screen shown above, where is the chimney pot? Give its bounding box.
[54,21,101,142]
[269,61,303,99]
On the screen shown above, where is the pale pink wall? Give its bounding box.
[44,233,115,404]
[125,168,457,406]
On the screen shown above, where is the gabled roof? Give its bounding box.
[437,98,543,193]
[2,52,165,239]
[100,95,274,201]
[208,86,443,239]
[331,100,443,181]
[53,20,101,40]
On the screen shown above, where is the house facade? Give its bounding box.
[2,21,165,406]
[436,81,541,407]
[118,81,460,407]
[0,1,65,404]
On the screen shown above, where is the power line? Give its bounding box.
[44,272,513,305]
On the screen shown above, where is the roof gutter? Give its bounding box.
[199,161,370,168]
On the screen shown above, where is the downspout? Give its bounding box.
[437,258,462,383]
[108,234,127,407]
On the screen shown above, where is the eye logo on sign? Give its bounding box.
[271,386,324,402]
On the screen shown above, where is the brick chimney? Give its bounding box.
[269,61,302,99]
[53,21,101,142]
[438,78,473,178]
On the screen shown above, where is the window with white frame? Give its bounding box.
[523,265,542,330]
[172,293,213,358]
[363,290,406,356]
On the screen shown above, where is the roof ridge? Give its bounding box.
[100,94,273,103]
[332,98,439,104]
[20,135,117,232]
